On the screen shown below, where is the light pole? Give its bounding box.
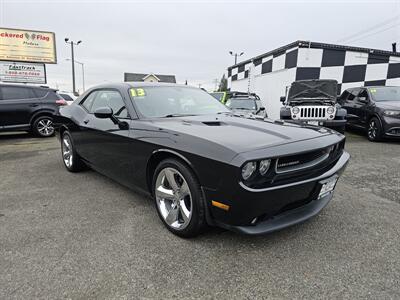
[66,59,85,92]
[65,38,82,96]
[229,51,244,65]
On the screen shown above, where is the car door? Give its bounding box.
[353,88,370,126]
[341,88,360,126]
[77,89,133,184]
[0,85,39,128]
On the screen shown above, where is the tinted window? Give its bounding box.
[0,86,35,100]
[347,88,360,101]
[81,91,98,111]
[358,89,368,99]
[90,90,129,118]
[226,98,257,110]
[33,89,49,98]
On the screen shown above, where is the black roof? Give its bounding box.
[228,40,400,69]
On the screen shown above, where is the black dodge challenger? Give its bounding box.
[55,83,350,237]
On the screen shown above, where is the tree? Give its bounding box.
[218,74,228,92]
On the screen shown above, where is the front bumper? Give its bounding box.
[382,116,400,137]
[291,119,346,128]
[205,151,350,235]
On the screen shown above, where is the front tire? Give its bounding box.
[32,116,55,137]
[367,117,382,142]
[61,131,86,172]
[152,159,206,238]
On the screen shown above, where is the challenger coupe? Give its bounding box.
[55,83,350,237]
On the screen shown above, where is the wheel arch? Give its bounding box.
[146,149,200,195]
[29,110,55,126]
[367,113,383,128]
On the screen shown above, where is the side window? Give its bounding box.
[358,89,368,99]
[33,89,49,98]
[347,88,360,101]
[90,90,129,118]
[339,90,349,101]
[0,86,35,100]
[80,91,98,111]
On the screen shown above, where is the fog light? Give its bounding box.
[242,161,256,180]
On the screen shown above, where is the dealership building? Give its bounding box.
[227,40,400,118]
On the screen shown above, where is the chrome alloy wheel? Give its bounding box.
[368,120,377,140]
[155,167,192,230]
[62,135,73,168]
[37,119,54,136]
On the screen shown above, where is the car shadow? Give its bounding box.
[0,131,34,140]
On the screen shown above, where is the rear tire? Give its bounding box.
[61,131,86,172]
[152,158,206,238]
[367,117,383,142]
[32,116,55,137]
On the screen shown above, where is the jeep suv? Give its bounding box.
[280,79,347,133]
[0,83,67,137]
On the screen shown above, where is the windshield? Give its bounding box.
[226,98,257,110]
[210,92,224,102]
[369,87,400,102]
[129,86,229,118]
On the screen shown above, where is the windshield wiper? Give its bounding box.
[161,113,198,118]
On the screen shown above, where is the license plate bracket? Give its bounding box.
[318,175,338,199]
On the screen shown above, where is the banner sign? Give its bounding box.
[0,61,46,84]
[0,27,56,64]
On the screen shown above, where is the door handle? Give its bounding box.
[83,119,89,124]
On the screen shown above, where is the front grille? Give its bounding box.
[276,146,333,174]
[291,106,335,120]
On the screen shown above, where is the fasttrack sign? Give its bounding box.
[0,61,46,84]
[0,27,57,64]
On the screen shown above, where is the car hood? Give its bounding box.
[288,80,338,104]
[376,101,400,110]
[148,114,338,155]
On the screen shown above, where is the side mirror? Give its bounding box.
[358,96,368,103]
[94,106,129,130]
[259,107,265,111]
[280,96,286,103]
[94,106,113,119]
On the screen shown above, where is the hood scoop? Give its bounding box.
[202,121,226,126]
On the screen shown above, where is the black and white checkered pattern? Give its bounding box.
[228,41,400,94]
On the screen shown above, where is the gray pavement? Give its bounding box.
[0,131,399,299]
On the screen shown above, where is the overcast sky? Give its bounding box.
[1,0,399,92]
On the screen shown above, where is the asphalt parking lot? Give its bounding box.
[0,131,399,299]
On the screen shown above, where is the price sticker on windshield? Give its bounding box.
[370,88,377,93]
[130,88,146,97]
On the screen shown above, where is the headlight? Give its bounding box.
[241,161,256,180]
[384,110,400,117]
[327,106,335,114]
[259,159,271,175]
[292,106,300,114]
